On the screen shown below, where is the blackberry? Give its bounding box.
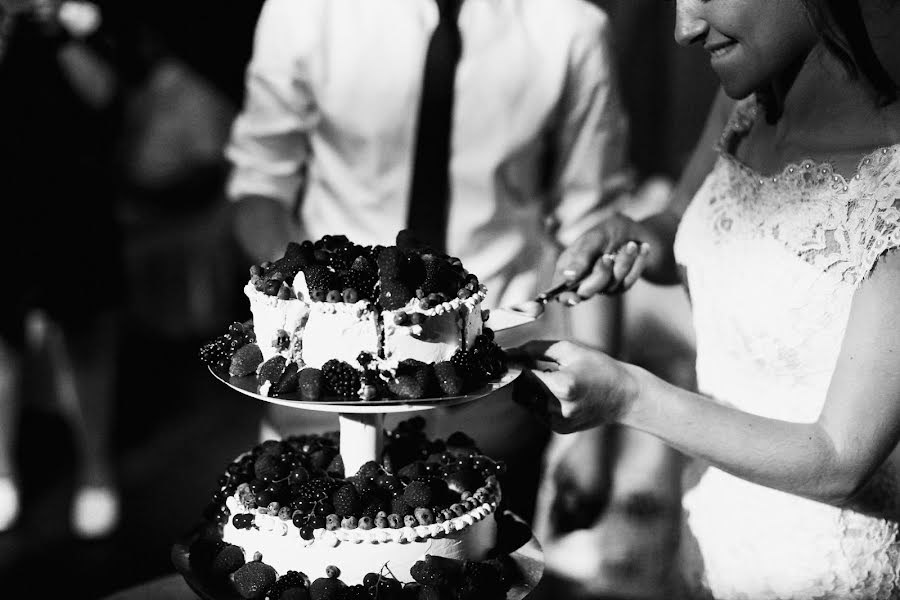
[199,322,255,371]
[451,335,507,386]
[321,360,361,398]
[266,570,309,600]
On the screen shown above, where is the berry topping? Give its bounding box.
[298,368,323,402]
[230,343,264,377]
[321,360,361,398]
[258,356,288,387]
[309,577,346,600]
[229,561,278,600]
[432,361,464,396]
[403,481,433,508]
[266,570,310,600]
[330,484,362,517]
[271,362,301,395]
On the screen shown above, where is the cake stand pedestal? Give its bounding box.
[337,413,383,475]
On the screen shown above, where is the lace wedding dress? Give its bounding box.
[673,97,900,599]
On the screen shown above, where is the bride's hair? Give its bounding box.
[801,0,897,105]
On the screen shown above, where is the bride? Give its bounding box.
[514,0,900,597]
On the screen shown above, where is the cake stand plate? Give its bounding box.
[210,367,521,413]
[171,511,543,600]
[211,366,522,475]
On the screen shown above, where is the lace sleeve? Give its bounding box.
[854,147,900,285]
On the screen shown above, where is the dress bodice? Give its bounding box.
[672,97,900,600]
[675,98,900,423]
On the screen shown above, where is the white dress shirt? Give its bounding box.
[227,0,631,309]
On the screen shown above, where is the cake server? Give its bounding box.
[488,280,581,332]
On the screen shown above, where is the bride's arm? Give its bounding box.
[621,251,900,506]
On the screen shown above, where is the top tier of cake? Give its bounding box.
[232,232,506,401]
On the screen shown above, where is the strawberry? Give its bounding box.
[376,247,403,279]
[211,544,245,577]
[330,484,361,517]
[432,361,463,396]
[402,481,433,508]
[271,362,300,395]
[303,265,337,295]
[389,497,412,517]
[355,460,383,481]
[298,368,323,401]
[259,356,287,387]
[409,555,461,588]
[379,280,413,310]
[308,577,345,600]
[386,360,432,400]
[230,343,264,377]
[229,561,278,599]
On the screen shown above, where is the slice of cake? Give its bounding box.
[200,232,507,401]
[192,418,513,598]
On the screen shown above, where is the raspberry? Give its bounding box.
[321,360,361,398]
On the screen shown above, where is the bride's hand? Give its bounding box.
[554,213,652,303]
[509,340,639,434]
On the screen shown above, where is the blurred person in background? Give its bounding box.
[513,0,900,597]
[225,0,636,524]
[0,0,162,539]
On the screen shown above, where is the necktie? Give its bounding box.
[406,0,462,255]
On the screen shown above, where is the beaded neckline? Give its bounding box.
[718,97,900,192]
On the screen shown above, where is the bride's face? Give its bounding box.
[673,0,819,99]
